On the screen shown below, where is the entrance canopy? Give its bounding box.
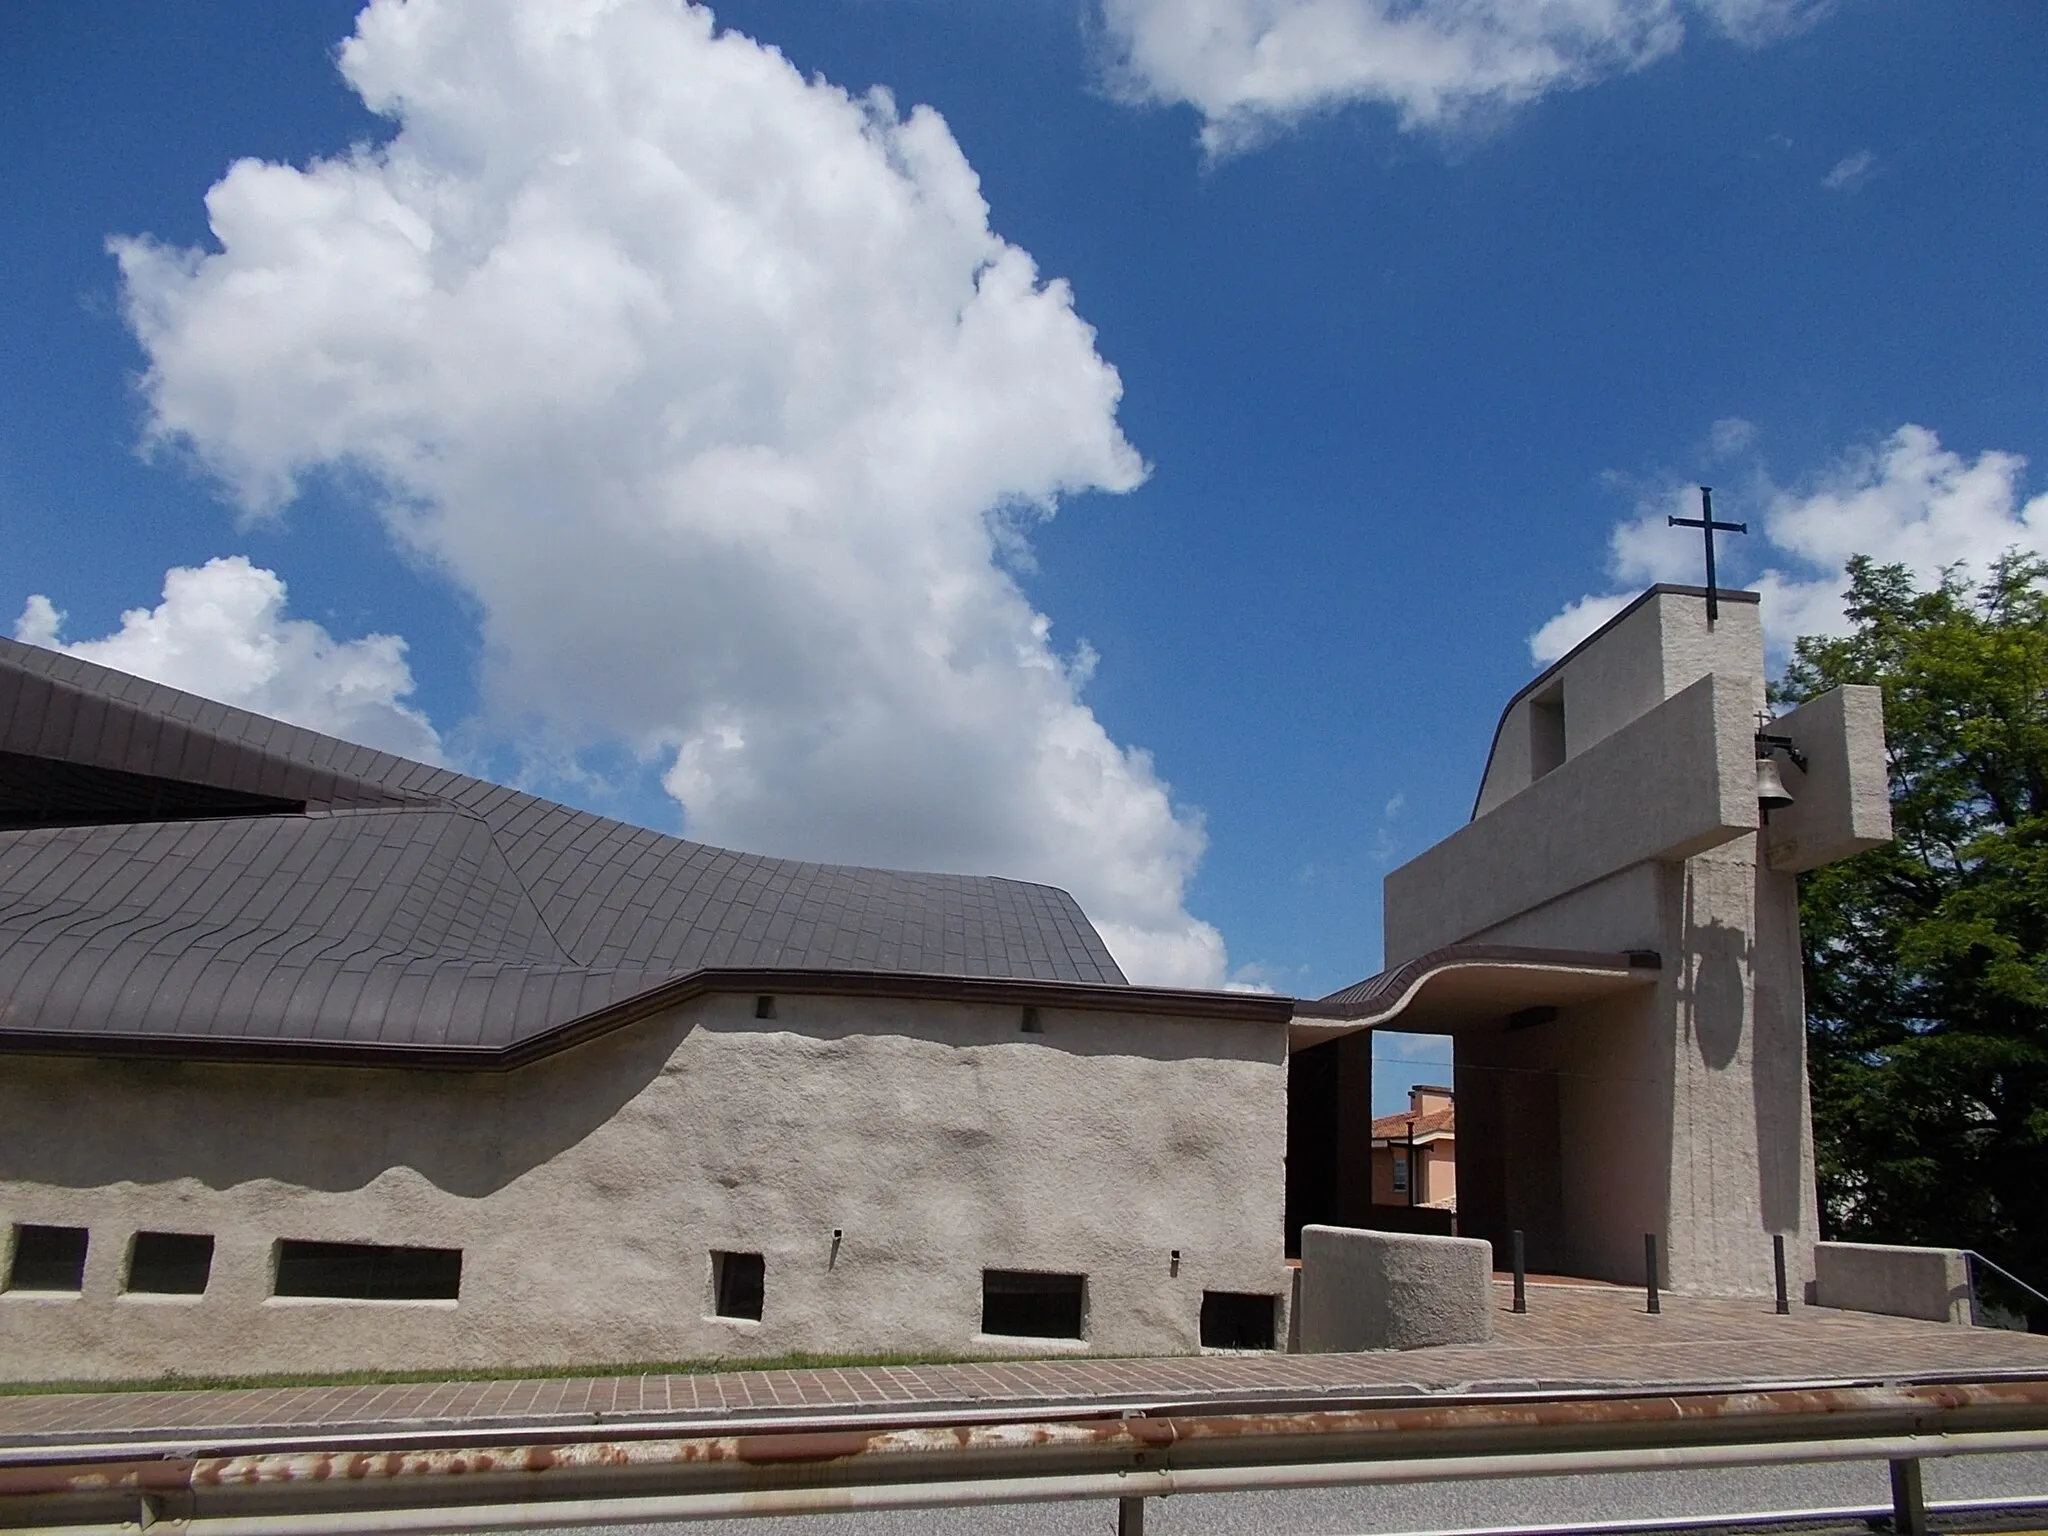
[1289,944,1661,1049]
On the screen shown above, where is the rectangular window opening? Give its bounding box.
[273,1240,461,1301]
[5,1224,88,1293]
[1020,1006,1042,1033]
[981,1269,1084,1339]
[1529,689,1566,779]
[754,994,776,1020]
[1200,1290,1278,1350]
[126,1231,214,1296]
[1392,1153,1409,1192]
[713,1250,765,1320]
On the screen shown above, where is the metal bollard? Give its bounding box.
[1512,1229,1527,1314]
[1645,1233,1660,1315]
[1773,1234,1790,1315]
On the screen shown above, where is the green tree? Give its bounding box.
[1777,553,2048,1326]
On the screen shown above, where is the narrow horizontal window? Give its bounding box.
[126,1232,214,1296]
[713,1250,764,1320]
[982,1269,1084,1339]
[274,1240,461,1301]
[1200,1290,1277,1350]
[6,1224,88,1293]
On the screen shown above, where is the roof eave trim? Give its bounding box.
[0,966,1295,1072]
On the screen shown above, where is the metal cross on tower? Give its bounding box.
[1668,486,1748,622]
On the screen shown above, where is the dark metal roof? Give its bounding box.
[0,638,1278,1067]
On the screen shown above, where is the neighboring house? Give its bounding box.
[1371,1085,1456,1211]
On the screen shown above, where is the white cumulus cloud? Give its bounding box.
[1822,148,1877,192]
[15,557,442,761]
[1099,0,1830,152]
[109,0,1227,985]
[1531,425,2048,663]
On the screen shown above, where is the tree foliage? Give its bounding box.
[1777,553,2048,1323]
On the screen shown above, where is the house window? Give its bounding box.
[1391,1153,1409,1193]
[1200,1291,1277,1350]
[713,1250,765,1321]
[126,1232,214,1296]
[981,1270,1085,1339]
[273,1240,461,1301]
[5,1224,88,1293]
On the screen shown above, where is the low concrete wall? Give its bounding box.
[1296,1225,1493,1351]
[1813,1242,1972,1325]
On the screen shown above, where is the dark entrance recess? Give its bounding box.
[273,1240,462,1300]
[126,1232,214,1295]
[1199,1291,1277,1350]
[0,749,305,832]
[1285,1033,1372,1254]
[713,1250,765,1320]
[5,1224,88,1292]
[981,1269,1085,1339]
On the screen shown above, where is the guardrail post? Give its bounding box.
[1512,1229,1527,1314]
[1773,1234,1789,1315]
[1644,1233,1660,1315]
[1119,1493,1146,1534]
[1889,1456,1927,1536]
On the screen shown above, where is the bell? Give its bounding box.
[1756,754,1795,811]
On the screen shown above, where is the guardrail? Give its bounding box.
[5,1377,2047,1535]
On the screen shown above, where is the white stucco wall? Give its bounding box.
[0,993,1290,1382]
[1387,670,1759,968]
[1474,594,1763,818]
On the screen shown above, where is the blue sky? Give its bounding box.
[4,2,2045,1112]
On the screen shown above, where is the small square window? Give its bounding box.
[1200,1291,1277,1350]
[982,1269,1085,1339]
[754,995,776,1020]
[713,1250,764,1320]
[126,1232,214,1296]
[6,1224,88,1293]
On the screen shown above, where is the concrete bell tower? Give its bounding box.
[1356,585,1891,1296]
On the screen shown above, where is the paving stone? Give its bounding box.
[3,1285,2044,1448]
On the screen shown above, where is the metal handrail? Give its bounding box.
[1967,1249,2048,1313]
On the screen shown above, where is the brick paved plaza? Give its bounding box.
[4,1282,2045,1450]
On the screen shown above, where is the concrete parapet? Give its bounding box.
[1814,1241,1973,1325]
[1297,1225,1494,1351]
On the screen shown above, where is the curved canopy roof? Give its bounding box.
[1290,944,1662,1048]
[0,639,1292,1067]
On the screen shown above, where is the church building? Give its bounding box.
[0,581,1889,1380]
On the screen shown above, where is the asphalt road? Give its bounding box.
[532,1450,2048,1535]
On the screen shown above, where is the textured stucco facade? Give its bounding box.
[0,993,1289,1382]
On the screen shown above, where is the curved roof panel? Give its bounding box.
[0,637,1171,1063]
